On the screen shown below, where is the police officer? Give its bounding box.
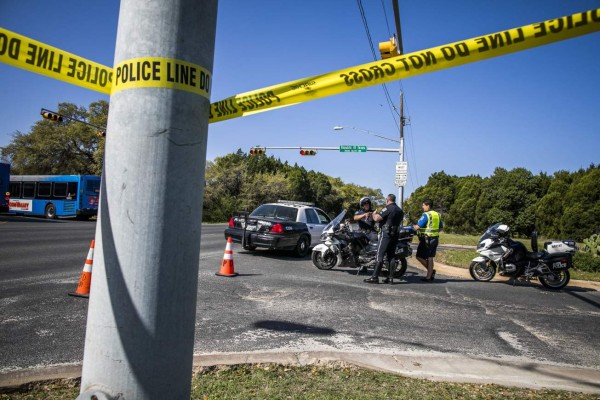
[364,193,404,284]
[353,197,375,233]
[353,197,377,273]
[413,199,443,281]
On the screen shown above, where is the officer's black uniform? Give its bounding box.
[364,201,404,283]
[354,209,375,232]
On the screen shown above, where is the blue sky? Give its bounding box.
[1,1,599,202]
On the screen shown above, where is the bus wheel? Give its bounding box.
[45,203,56,219]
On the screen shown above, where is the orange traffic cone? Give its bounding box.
[216,237,238,277]
[68,240,95,298]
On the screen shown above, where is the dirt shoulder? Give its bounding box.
[422,260,600,292]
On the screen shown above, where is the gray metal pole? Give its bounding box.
[78,1,217,399]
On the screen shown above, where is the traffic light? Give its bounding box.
[40,110,64,122]
[299,149,317,156]
[378,36,399,59]
[249,147,266,155]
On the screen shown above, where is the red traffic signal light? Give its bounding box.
[250,147,266,155]
[41,110,64,122]
[299,149,317,156]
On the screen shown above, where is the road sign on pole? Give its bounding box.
[395,161,407,173]
[339,145,367,152]
[395,161,408,187]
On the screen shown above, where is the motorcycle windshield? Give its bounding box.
[322,210,347,234]
[479,223,503,242]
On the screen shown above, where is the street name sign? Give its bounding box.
[339,145,367,153]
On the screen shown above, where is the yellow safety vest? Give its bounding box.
[424,211,441,237]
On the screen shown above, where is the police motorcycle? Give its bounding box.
[311,210,416,278]
[469,223,576,290]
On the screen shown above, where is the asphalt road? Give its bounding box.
[1,214,599,376]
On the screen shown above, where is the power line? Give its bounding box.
[380,0,393,38]
[357,0,421,193]
[357,0,399,129]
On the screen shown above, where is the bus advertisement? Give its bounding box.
[0,163,9,212]
[9,175,100,219]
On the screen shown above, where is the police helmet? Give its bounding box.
[359,197,371,208]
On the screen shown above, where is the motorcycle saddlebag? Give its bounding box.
[544,240,576,254]
[543,253,573,271]
[395,244,411,258]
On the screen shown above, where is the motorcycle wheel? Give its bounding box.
[392,258,408,278]
[311,249,337,270]
[539,270,570,290]
[469,260,496,281]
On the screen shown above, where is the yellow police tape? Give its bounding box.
[112,57,210,98]
[208,8,600,123]
[0,28,113,94]
[1,8,599,123]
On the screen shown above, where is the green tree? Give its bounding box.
[202,150,248,222]
[475,167,547,236]
[560,166,600,240]
[1,101,107,175]
[403,171,457,224]
[201,151,382,222]
[445,175,483,234]
[307,171,332,208]
[535,170,573,238]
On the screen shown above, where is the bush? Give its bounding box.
[581,233,600,257]
[573,252,600,273]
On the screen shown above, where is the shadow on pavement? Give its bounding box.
[564,290,600,309]
[0,214,67,223]
[253,320,335,336]
[237,248,310,263]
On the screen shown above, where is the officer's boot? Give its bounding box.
[364,261,384,284]
[383,259,397,284]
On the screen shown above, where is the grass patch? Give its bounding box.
[435,249,478,269]
[568,269,600,282]
[439,233,573,251]
[2,364,598,400]
[0,378,80,399]
[438,233,480,247]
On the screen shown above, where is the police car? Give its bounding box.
[224,200,331,257]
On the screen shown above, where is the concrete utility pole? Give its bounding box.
[78,1,218,399]
[399,91,405,209]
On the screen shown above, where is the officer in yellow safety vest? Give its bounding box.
[413,199,443,282]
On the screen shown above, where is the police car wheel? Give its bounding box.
[293,235,310,258]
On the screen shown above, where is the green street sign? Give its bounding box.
[339,145,367,153]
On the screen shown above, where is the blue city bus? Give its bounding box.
[9,175,100,219]
[0,163,9,212]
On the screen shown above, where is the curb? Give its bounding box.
[193,351,600,394]
[2,351,600,394]
[415,259,600,292]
